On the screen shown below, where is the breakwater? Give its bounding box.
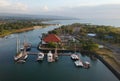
[81,50,120,80]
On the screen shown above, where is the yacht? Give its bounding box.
[16,59,26,63]
[23,54,28,60]
[37,52,44,61]
[71,54,79,60]
[47,51,53,62]
[14,35,28,62]
[83,61,90,69]
[14,52,23,61]
[14,51,28,61]
[26,43,32,51]
[74,60,83,67]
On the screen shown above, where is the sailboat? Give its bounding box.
[23,35,31,51]
[71,41,79,60]
[53,47,58,61]
[14,36,22,61]
[14,35,28,62]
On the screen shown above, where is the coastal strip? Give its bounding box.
[0,26,47,38]
[93,52,120,80]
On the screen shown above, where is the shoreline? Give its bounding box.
[0,26,46,38]
[95,49,120,70]
[94,52,120,80]
[80,50,120,80]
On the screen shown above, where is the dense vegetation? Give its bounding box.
[48,23,120,52]
[0,20,49,37]
[51,23,120,45]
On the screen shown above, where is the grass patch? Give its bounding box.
[95,48,120,72]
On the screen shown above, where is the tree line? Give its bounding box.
[0,20,47,36]
[49,23,120,51]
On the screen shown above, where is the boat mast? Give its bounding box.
[55,44,57,55]
[74,40,76,54]
[18,39,20,53]
[16,35,20,53]
[16,36,18,53]
[24,35,26,45]
[23,34,27,55]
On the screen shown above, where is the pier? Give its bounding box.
[27,52,72,56]
[39,48,80,53]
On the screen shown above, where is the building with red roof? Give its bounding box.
[43,34,61,43]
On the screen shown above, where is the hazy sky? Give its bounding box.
[0,0,120,19]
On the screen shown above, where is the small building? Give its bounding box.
[43,34,61,43]
[105,35,113,39]
[98,45,104,48]
[87,33,96,37]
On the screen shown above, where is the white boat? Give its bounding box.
[23,54,28,60]
[14,52,28,61]
[74,60,83,67]
[71,54,79,60]
[14,35,28,62]
[85,61,90,65]
[16,60,26,63]
[47,51,53,62]
[83,61,90,68]
[37,52,44,61]
[14,52,23,61]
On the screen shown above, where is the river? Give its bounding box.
[0,20,119,81]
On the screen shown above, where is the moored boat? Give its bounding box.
[53,48,58,61]
[26,43,32,51]
[83,61,90,69]
[47,51,54,62]
[37,52,44,61]
[74,60,83,67]
[16,59,26,63]
[14,35,29,62]
[23,54,28,60]
[14,52,23,61]
[14,52,28,61]
[71,54,79,60]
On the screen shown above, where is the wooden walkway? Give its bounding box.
[58,53,72,56]
[27,52,72,56]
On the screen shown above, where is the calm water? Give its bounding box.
[0,20,119,81]
[43,19,120,27]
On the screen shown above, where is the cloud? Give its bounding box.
[0,0,28,13]
[0,0,10,7]
[30,5,49,14]
[0,0,119,19]
[43,5,49,11]
[14,3,28,11]
[46,4,120,19]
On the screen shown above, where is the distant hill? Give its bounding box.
[0,13,77,20]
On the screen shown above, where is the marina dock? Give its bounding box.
[14,34,90,69]
[27,52,72,56]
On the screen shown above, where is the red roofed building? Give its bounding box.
[43,34,61,43]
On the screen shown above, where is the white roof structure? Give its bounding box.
[87,33,96,37]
